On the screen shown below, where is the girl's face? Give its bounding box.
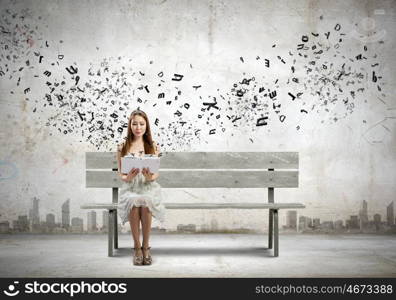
[130,115,146,138]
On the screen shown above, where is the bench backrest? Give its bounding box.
[86,152,299,189]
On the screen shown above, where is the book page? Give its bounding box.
[121,156,160,174]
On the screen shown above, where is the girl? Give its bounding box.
[116,109,165,265]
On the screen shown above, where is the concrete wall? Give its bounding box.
[0,0,395,232]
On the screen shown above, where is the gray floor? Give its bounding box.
[0,233,396,278]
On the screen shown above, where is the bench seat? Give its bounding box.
[81,202,305,210]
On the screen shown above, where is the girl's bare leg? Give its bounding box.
[140,207,152,256]
[129,206,142,255]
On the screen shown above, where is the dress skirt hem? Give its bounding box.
[117,173,166,226]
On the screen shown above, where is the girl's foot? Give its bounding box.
[133,247,143,265]
[142,246,152,265]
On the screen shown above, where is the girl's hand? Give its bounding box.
[123,168,139,182]
[142,167,154,182]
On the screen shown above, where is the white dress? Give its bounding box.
[118,153,166,226]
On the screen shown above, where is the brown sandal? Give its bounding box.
[142,246,152,265]
[133,247,143,265]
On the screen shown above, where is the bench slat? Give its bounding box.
[86,152,298,170]
[86,170,299,188]
[81,203,118,210]
[165,203,305,209]
[80,202,305,209]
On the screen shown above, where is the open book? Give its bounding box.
[121,154,160,174]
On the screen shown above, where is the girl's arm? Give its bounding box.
[147,141,161,181]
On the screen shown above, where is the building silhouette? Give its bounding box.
[46,213,56,232]
[13,215,29,232]
[387,201,394,226]
[62,199,70,230]
[298,216,312,231]
[28,197,41,232]
[359,200,369,230]
[87,210,97,232]
[286,211,297,230]
[102,210,109,232]
[177,224,196,233]
[373,214,381,231]
[347,215,359,229]
[71,217,84,233]
[320,221,334,230]
[0,221,10,233]
[29,197,40,230]
[334,220,344,230]
[312,218,320,229]
[46,213,55,225]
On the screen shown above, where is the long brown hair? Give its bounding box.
[119,109,156,157]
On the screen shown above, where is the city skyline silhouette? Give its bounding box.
[0,197,395,234]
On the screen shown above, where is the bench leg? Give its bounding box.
[267,186,274,250]
[273,209,279,257]
[108,210,114,257]
[268,209,273,249]
[112,187,118,249]
[114,210,118,249]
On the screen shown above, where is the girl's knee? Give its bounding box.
[131,206,140,213]
[129,207,140,218]
[141,207,152,215]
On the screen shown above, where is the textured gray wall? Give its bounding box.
[0,0,395,232]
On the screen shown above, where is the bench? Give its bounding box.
[81,151,305,257]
